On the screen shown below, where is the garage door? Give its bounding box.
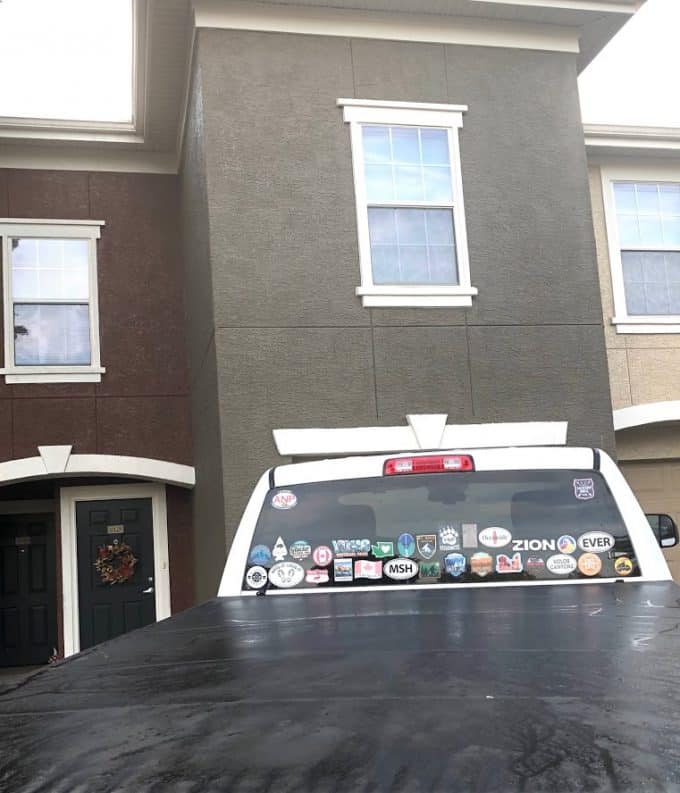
[620,460,680,581]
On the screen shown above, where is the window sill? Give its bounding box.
[356,285,478,308]
[0,366,105,384]
[612,316,680,334]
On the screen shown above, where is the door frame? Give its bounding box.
[60,483,171,657]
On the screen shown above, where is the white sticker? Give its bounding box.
[383,558,419,581]
[462,523,478,548]
[546,554,577,575]
[577,531,615,554]
[245,566,268,589]
[479,527,512,548]
[272,490,298,510]
[268,561,305,588]
[272,536,288,562]
[573,479,595,500]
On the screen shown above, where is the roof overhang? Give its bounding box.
[586,124,680,158]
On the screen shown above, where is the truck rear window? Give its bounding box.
[242,469,640,591]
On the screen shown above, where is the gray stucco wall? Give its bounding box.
[179,60,227,602]
[187,29,615,582]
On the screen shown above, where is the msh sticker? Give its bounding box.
[573,478,595,500]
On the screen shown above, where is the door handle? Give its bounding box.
[142,587,154,594]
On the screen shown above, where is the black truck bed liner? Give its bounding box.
[3,581,680,792]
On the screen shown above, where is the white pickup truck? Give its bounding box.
[3,446,680,793]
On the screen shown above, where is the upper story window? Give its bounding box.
[603,171,680,334]
[0,220,105,383]
[339,99,476,308]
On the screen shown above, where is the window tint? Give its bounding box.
[243,470,640,591]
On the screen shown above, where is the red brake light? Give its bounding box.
[383,455,475,476]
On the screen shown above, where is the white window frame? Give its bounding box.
[0,218,106,382]
[338,99,477,308]
[601,164,680,334]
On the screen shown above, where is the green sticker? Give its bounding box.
[371,541,394,559]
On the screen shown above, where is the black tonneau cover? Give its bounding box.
[3,582,680,792]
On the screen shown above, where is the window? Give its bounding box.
[603,170,680,333]
[0,220,105,383]
[339,99,476,307]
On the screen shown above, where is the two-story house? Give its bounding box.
[0,0,643,667]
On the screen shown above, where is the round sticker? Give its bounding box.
[577,553,602,577]
[478,527,512,548]
[268,561,305,588]
[383,558,419,580]
[245,566,268,589]
[577,531,615,554]
[249,544,272,566]
[557,535,577,554]
[289,540,312,560]
[614,556,634,577]
[397,532,416,557]
[312,545,333,566]
[470,552,494,577]
[546,554,577,575]
[271,490,298,510]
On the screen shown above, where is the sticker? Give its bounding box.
[546,554,577,575]
[614,556,634,577]
[438,525,461,551]
[312,545,333,566]
[332,539,371,557]
[578,553,602,577]
[397,532,416,557]
[245,566,268,589]
[470,552,493,577]
[573,478,595,500]
[418,561,441,581]
[557,535,577,554]
[268,561,304,588]
[249,544,272,566]
[416,534,437,560]
[272,490,297,510]
[384,558,419,580]
[479,527,512,548]
[306,568,330,585]
[444,552,466,577]
[272,536,288,562]
[334,558,353,582]
[289,540,312,561]
[496,553,523,574]
[371,541,394,559]
[462,523,478,548]
[578,531,615,554]
[526,556,546,575]
[355,560,383,580]
[512,539,555,552]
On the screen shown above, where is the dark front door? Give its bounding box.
[77,499,156,651]
[0,514,57,667]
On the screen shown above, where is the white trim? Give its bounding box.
[585,125,680,153]
[274,416,568,456]
[0,450,195,488]
[0,220,105,383]
[340,99,476,308]
[60,483,171,658]
[600,166,680,335]
[473,0,637,10]
[613,401,680,431]
[193,1,581,54]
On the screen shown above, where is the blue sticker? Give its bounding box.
[249,544,272,566]
[444,552,466,577]
[397,532,416,557]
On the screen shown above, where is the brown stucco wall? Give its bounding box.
[0,169,192,466]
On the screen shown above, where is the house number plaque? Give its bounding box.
[107,525,125,535]
[15,536,31,546]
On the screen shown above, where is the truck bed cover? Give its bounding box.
[3,582,680,792]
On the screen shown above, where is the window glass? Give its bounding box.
[242,470,640,592]
[622,251,680,315]
[11,239,89,300]
[14,304,91,365]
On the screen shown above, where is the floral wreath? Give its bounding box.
[94,539,138,585]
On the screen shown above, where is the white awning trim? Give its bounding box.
[0,448,195,488]
[613,401,680,432]
[274,416,568,457]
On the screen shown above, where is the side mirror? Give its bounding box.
[646,514,679,549]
